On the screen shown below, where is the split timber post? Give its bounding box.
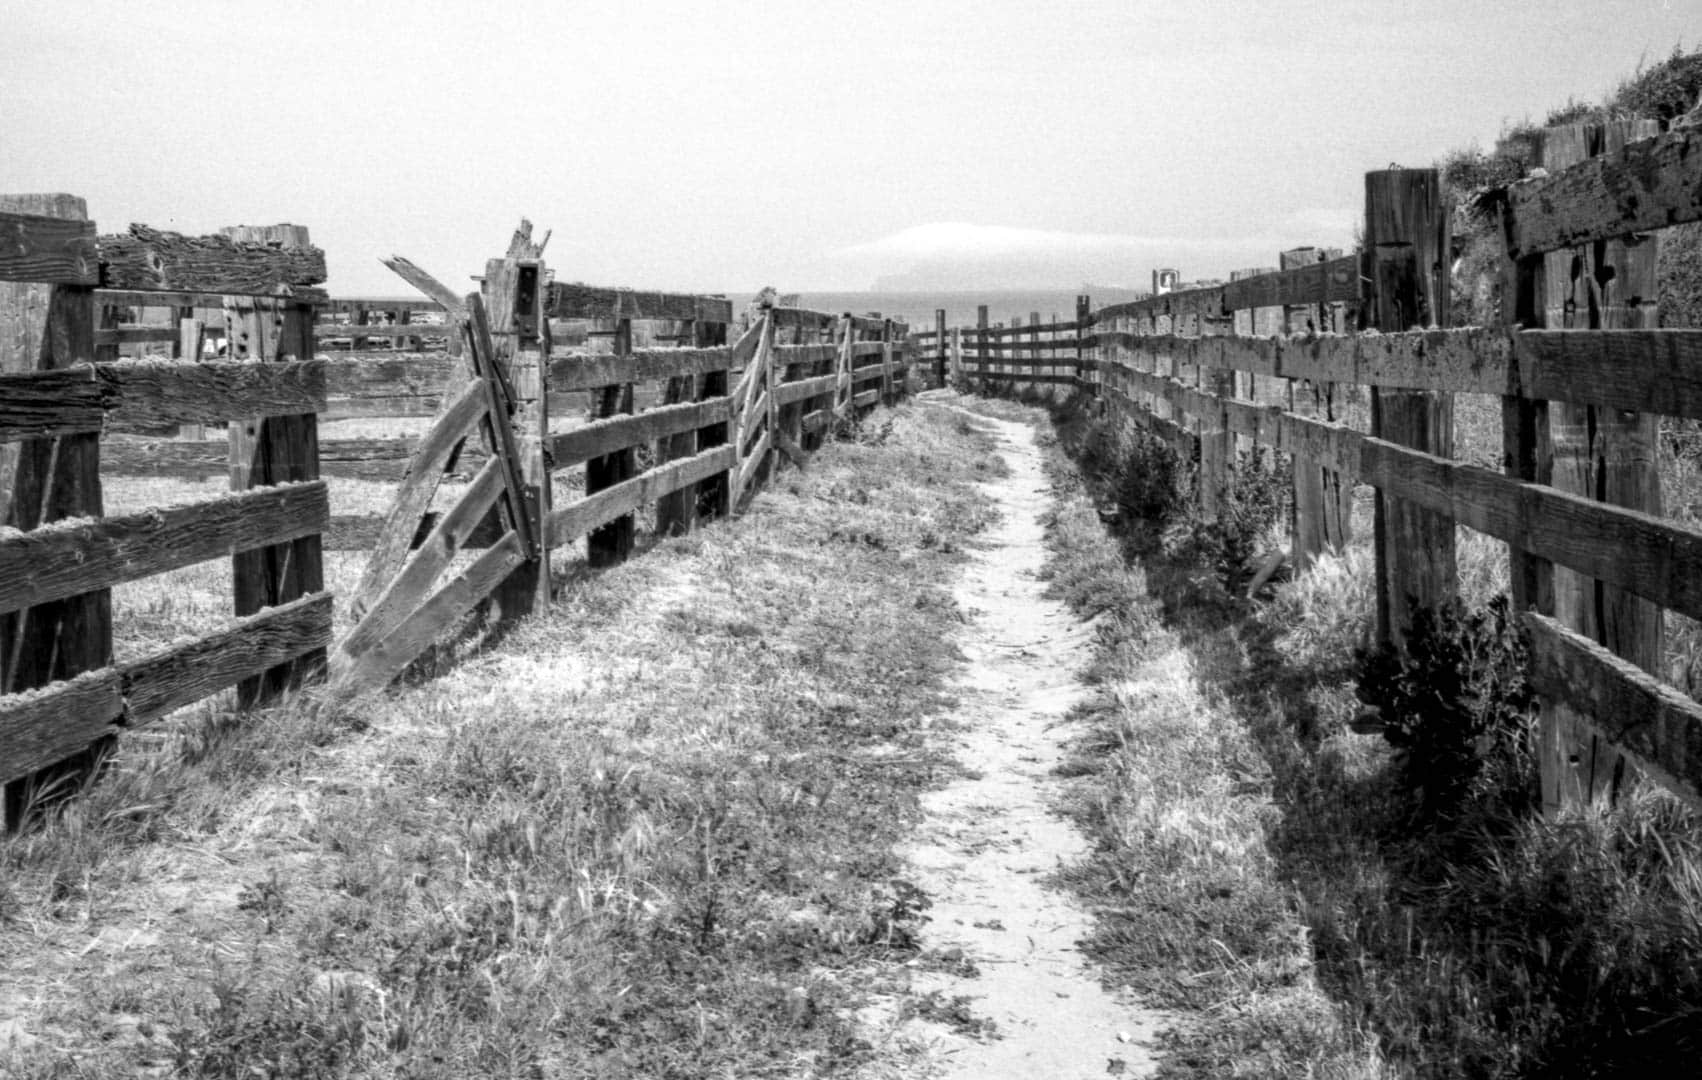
[692,303,731,523]
[1364,169,1456,649]
[484,241,551,617]
[976,305,989,393]
[1508,120,1664,814]
[587,305,637,567]
[1284,246,1352,573]
[223,224,326,706]
[950,326,962,388]
[656,309,699,535]
[1029,309,1041,387]
[935,309,947,387]
[0,194,110,828]
[1075,295,1091,395]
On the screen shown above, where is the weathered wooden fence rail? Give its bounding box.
[922,122,1702,818]
[0,200,915,821]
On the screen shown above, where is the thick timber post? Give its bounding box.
[224,224,325,706]
[0,194,111,827]
[484,248,550,618]
[1364,170,1455,648]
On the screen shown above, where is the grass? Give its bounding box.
[1025,384,1702,1079]
[0,402,1004,1078]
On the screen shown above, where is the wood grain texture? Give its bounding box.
[546,283,733,324]
[98,225,326,294]
[108,359,327,426]
[0,482,328,613]
[122,592,332,725]
[1507,127,1702,259]
[547,397,731,470]
[547,347,733,393]
[0,670,123,785]
[332,532,524,697]
[340,459,505,659]
[772,372,841,406]
[770,307,839,332]
[0,211,98,286]
[0,368,107,441]
[546,445,735,547]
[1525,613,1702,811]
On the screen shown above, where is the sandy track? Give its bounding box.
[879,397,1165,1078]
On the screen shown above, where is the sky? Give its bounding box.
[2,0,1695,298]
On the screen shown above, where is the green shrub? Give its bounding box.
[1355,596,1537,826]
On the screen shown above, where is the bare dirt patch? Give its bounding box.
[868,395,1168,1078]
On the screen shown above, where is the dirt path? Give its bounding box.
[880,397,1166,1078]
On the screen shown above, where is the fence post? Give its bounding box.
[1364,169,1456,648]
[0,194,110,827]
[951,325,962,388]
[223,224,326,706]
[693,307,731,522]
[657,312,700,535]
[934,308,947,387]
[1075,295,1091,395]
[1518,120,1664,814]
[975,305,989,393]
[587,307,637,566]
[483,251,550,617]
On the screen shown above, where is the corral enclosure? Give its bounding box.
[919,120,1702,820]
[0,204,917,822]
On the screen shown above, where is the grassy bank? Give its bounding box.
[1016,386,1702,1079]
[0,403,1004,1079]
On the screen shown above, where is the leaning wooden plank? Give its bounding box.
[546,283,733,324]
[103,359,327,428]
[0,670,124,786]
[772,373,841,407]
[348,376,486,616]
[547,397,732,470]
[98,225,326,294]
[334,533,526,697]
[732,430,771,506]
[547,347,734,393]
[0,482,327,614]
[0,368,106,441]
[1525,613,1702,811]
[342,457,507,656]
[545,445,736,547]
[121,593,333,726]
[1507,128,1702,258]
[0,210,99,286]
[379,256,467,317]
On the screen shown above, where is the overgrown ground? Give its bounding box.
[0,403,1006,1078]
[1008,386,1702,1080]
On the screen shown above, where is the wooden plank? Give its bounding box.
[323,296,443,316]
[547,397,731,469]
[734,429,772,503]
[770,307,838,331]
[98,225,326,295]
[1525,613,1702,811]
[315,321,451,339]
[0,368,107,441]
[972,319,1082,338]
[772,343,840,364]
[0,210,99,286]
[0,482,327,612]
[772,372,841,407]
[547,347,733,393]
[108,359,327,427]
[101,436,441,482]
[380,256,467,318]
[341,457,507,657]
[852,388,880,409]
[546,445,735,547]
[121,592,332,725]
[95,326,180,345]
[546,283,733,323]
[333,532,526,697]
[1506,127,1702,259]
[0,670,123,786]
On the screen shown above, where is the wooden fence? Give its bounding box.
[0,200,914,822]
[916,122,1702,818]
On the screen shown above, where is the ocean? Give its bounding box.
[784,288,1150,331]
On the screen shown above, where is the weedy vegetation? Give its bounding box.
[0,403,1005,1079]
